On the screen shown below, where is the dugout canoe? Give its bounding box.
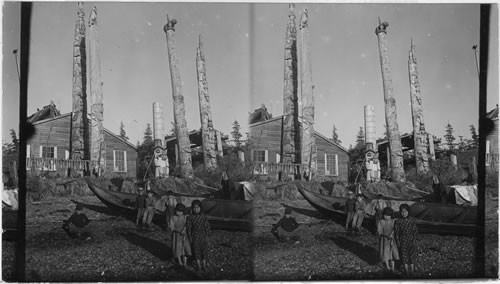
[297,184,477,235]
[85,178,252,232]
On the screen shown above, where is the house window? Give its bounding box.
[276,153,281,163]
[252,150,268,174]
[486,140,491,166]
[113,150,127,172]
[325,153,338,176]
[39,146,57,171]
[252,150,267,162]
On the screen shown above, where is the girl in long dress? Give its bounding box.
[377,207,399,272]
[186,200,211,271]
[394,203,418,276]
[169,203,191,267]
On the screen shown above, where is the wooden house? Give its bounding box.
[486,105,499,170]
[26,104,138,178]
[248,116,349,181]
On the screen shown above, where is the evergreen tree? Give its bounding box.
[332,124,341,144]
[137,124,155,179]
[355,127,365,149]
[458,135,467,152]
[444,122,456,151]
[231,120,242,147]
[119,121,129,141]
[143,123,153,145]
[469,124,478,148]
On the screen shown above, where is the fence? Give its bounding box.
[26,157,96,175]
[250,161,309,177]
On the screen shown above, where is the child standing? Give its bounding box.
[351,194,366,233]
[135,187,146,227]
[271,207,299,242]
[169,203,191,267]
[377,207,399,272]
[186,200,211,271]
[374,194,386,229]
[165,195,177,230]
[394,204,418,276]
[344,191,356,231]
[142,191,155,229]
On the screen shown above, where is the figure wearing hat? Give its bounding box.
[344,191,356,231]
[271,207,300,242]
[135,187,147,227]
[365,147,377,182]
[62,203,91,239]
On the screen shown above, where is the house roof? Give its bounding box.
[249,115,348,153]
[27,103,61,123]
[486,105,499,121]
[249,104,272,124]
[27,105,137,150]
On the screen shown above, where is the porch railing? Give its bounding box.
[26,157,95,173]
[250,161,309,176]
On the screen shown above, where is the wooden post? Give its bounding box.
[71,2,89,164]
[163,16,194,178]
[375,19,405,182]
[88,6,105,175]
[428,133,436,161]
[153,102,165,147]
[408,39,430,174]
[282,4,299,165]
[216,130,223,157]
[299,9,316,180]
[196,35,218,171]
[9,161,18,187]
[364,105,376,149]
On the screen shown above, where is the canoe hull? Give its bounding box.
[297,185,477,235]
[85,178,252,232]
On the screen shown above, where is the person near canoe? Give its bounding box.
[344,191,356,231]
[165,195,177,230]
[377,207,399,272]
[135,187,146,227]
[170,203,192,267]
[62,203,91,240]
[271,207,299,242]
[394,203,418,276]
[186,200,211,271]
[142,191,155,230]
[351,194,366,233]
[374,194,386,230]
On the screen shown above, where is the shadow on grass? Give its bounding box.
[121,232,202,280]
[332,236,379,266]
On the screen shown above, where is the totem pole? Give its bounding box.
[282,4,299,166]
[196,35,218,170]
[153,102,168,178]
[299,8,317,180]
[364,105,380,182]
[71,2,90,165]
[408,39,430,174]
[89,6,105,175]
[375,19,406,182]
[163,15,194,178]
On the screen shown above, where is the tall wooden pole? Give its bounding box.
[153,102,165,147]
[282,4,299,165]
[196,35,217,170]
[88,6,105,174]
[71,2,89,162]
[364,105,377,150]
[164,15,194,178]
[408,39,429,174]
[375,19,405,182]
[299,9,316,180]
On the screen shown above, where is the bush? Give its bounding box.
[217,153,254,182]
[429,157,467,185]
[193,165,222,189]
[406,168,433,192]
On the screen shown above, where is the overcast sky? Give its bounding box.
[2,2,498,148]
